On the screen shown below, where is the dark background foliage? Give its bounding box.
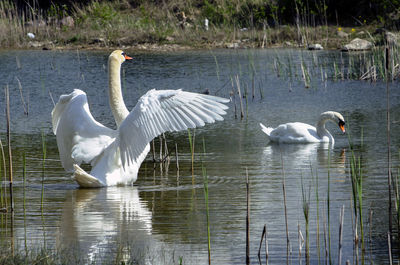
[15,0,400,28]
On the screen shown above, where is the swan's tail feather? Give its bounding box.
[259,123,273,137]
[72,164,104,188]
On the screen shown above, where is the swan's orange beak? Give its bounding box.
[339,123,345,133]
[124,54,133,60]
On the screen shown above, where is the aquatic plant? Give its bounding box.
[257,224,268,264]
[280,154,291,261]
[246,168,250,265]
[301,173,310,263]
[346,122,366,257]
[188,128,195,183]
[0,138,5,211]
[41,130,47,212]
[327,148,332,264]
[311,164,321,264]
[5,84,13,212]
[201,138,211,265]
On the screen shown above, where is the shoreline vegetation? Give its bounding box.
[1,0,399,52]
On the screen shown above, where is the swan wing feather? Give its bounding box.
[51,89,116,172]
[118,89,229,167]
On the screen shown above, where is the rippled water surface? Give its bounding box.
[0,48,399,264]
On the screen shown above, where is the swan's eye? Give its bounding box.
[338,120,345,126]
[121,52,126,56]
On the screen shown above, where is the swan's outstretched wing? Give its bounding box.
[118,89,229,167]
[52,89,117,172]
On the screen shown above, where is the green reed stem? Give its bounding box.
[23,151,27,255]
[397,160,400,250]
[211,51,220,81]
[23,151,26,187]
[0,142,3,209]
[41,130,46,212]
[235,75,244,120]
[6,84,13,212]
[0,138,6,210]
[301,60,310,88]
[338,205,345,265]
[188,128,195,184]
[311,163,321,265]
[327,147,331,264]
[385,44,393,252]
[246,167,250,265]
[280,152,290,262]
[301,173,310,264]
[202,138,211,265]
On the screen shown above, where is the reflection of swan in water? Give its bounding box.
[58,186,154,263]
[260,111,346,144]
[261,142,346,173]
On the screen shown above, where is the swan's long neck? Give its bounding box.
[316,113,334,142]
[108,57,129,127]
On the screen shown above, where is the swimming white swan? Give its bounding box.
[52,50,229,187]
[259,111,345,144]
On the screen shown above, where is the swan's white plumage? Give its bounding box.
[259,123,273,136]
[52,50,229,187]
[51,89,116,172]
[118,89,228,168]
[260,111,345,144]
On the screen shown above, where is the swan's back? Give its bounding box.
[269,122,321,143]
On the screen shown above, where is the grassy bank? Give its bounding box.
[0,0,394,51]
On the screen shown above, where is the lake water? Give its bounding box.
[0,48,399,264]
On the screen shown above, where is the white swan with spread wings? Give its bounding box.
[52,50,229,187]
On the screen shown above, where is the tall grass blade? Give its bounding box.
[235,75,244,120]
[202,138,211,265]
[16,77,28,115]
[338,205,345,265]
[327,147,331,264]
[301,173,310,264]
[175,143,179,179]
[5,84,13,212]
[246,167,250,265]
[23,151,27,255]
[41,130,46,212]
[385,40,393,248]
[0,138,6,212]
[211,51,220,81]
[280,152,290,263]
[188,128,195,184]
[310,163,321,265]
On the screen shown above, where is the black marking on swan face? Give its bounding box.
[338,119,345,132]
